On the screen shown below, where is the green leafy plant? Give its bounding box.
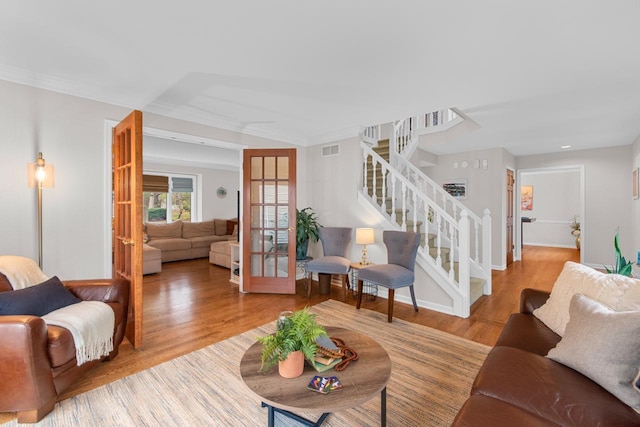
[257,307,327,372]
[605,229,633,277]
[296,207,321,260]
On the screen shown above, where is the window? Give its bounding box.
[143,173,197,223]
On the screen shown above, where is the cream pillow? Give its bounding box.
[547,294,640,411]
[533,261,640,336]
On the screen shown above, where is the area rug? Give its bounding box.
[6,300,490,426]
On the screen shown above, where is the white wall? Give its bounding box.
[422,147,514,269]
[0,79,297,279]
[520,169,581,248]
[516,146,632,267]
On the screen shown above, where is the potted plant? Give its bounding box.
[258,307,327,378]
[296,207,321,260]
[569,215,580,249]
[605,229,633,277]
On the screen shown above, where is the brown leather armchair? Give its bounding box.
[0,273,129,423]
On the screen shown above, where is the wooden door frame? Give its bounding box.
[515,165,585,264]
[506,168,515,267]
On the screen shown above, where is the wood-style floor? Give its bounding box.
[0,245,579,423]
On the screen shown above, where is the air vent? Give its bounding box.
[322,144,340,157]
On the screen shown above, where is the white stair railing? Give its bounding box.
[360,141,492,317]
[361,124,381,145]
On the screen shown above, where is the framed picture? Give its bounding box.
[633,168,639,200]
[442,180,467,199]
[521,185,533,211]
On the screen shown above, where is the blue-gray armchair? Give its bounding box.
[306,227,352,301]
[356,230,421,322]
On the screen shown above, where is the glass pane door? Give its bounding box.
[242,149,296,294]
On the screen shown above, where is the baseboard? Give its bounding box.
[523,242,576,249]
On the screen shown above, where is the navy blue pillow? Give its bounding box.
[0,276,81,316]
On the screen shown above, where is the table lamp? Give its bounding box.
[356,228,375,265]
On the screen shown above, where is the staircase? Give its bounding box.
[359,119,491,318]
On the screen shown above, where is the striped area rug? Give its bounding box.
[7,300,490,426]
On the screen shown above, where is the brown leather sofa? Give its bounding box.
[0,273,129,423]
[452,288,640,426]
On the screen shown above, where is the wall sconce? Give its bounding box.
[27,152,54,268]
[355,227,375,265]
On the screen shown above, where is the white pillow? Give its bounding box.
[533,261,640,336]
[547,294,640,411]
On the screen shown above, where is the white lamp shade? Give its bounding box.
[356,228,375,245]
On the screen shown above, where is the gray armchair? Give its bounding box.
[306,227,352,301]
[356,230,421,322]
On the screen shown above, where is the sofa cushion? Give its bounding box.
[214,219,227,236]
[472,346,640,425]
[146,238,192,252]
[145,220,183,239]
[190,235,226,249]
[451,395,555,427]
[533,261,640,336]
[182,220,216,239]
[0,276,81,316]
[227,219,238,235]
[495,313,561,356]
[547,294,640,411]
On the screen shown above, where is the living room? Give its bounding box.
[1,2,640,425]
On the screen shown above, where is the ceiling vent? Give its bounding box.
[322,144,340,157]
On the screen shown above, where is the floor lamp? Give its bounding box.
[28,152,54,268]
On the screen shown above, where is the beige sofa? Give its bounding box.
[144,219,236,264]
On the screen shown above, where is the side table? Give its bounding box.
[296,256,313,280]
[350,262,378,301]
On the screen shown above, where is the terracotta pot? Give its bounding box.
[278,350,304,378]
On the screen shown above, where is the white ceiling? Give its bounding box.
[2,1,640,156]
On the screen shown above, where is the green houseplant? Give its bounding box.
[258,307,327,378]
[605,229,633,277]
[296,207,321,260]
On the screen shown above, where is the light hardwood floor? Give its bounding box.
[0,245,579,423]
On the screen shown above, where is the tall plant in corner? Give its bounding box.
[296,207,321,260]
[605,229,633,277]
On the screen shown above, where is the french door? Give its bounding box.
[112,110,144,349]
[242,148,296,294]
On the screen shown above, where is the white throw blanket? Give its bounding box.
[0,255,49,289]
[43,301,115,366]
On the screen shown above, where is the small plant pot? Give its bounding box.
[278,350,304,378]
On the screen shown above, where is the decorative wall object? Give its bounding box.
[521,185,533,211]
[442,180,467,199]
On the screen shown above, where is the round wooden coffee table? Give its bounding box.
[240,326,392,426]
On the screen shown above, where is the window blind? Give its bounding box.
[143,175,169,193]
[172,177,193,193]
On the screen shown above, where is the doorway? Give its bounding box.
[103,123,244,276]
[516,166,585,264]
